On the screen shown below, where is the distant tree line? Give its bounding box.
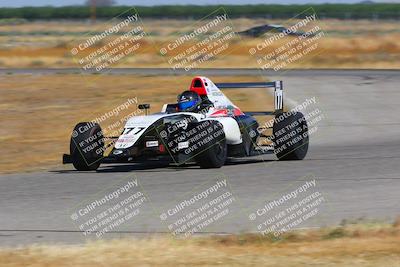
[0,4,399,20]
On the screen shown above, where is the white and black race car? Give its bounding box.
[63,76,309,171]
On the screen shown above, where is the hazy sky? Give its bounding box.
[1,0,399,7]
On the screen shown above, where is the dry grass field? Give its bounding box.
[0,19,399,69]
[0,74,271,173]
[1,223,399,267]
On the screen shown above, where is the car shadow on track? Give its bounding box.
[51,158,273,174]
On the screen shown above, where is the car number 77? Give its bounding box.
[124,127,146,135]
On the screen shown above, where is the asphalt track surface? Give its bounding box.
[0,69,399,246]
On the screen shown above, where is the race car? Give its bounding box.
[63,76,309,171]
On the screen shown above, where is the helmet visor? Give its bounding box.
[178,99,197,111]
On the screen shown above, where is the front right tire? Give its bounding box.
[70,122,104,171]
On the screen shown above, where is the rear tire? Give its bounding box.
[273,112,309,160]
[70,122,104,171]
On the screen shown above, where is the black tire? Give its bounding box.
[195,121,227,168]
[273,112,309,160]
[70,122,104,171]
[196,139,227,168]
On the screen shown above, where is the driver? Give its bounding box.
[177,91,203,112]
[177,91,215,112]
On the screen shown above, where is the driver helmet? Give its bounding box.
[177,90,201,112]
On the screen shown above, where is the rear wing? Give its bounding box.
[215,81,283,115]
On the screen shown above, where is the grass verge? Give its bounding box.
[1,222,399,267]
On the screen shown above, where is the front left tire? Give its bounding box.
[196,139,227,168]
